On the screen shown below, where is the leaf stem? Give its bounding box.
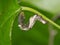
[21,6,60,29]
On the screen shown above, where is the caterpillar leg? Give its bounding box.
[37,15,47,24]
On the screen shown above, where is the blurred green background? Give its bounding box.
[12,0,60,45]
[0,0,60,45]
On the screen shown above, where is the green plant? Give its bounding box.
[0,0,60,45]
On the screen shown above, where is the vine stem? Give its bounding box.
[21,6,60,29]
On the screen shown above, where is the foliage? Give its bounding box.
[0,0,60,45]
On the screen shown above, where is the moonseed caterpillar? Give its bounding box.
[18,12,47,31]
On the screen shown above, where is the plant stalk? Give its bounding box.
[21,6,60,29]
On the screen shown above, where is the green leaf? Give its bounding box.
[12,11,49,45]
[0,0,20,45]
[12,0,60,45]
[0,0,60,45]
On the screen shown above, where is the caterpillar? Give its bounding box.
[18,12,47,31]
